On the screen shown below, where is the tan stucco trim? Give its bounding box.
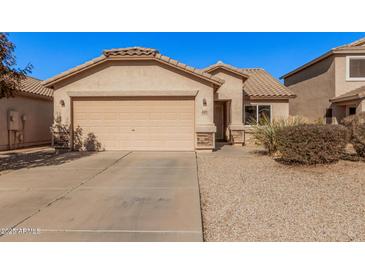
[228,124,245,130]
[195,125,216,133]
[67,90,199,97]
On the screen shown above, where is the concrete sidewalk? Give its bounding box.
[0,151,202,242]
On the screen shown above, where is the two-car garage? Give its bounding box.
[72,98,195,151]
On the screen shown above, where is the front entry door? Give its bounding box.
[214,102,225,140]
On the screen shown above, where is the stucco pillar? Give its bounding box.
[357,98,365,113]
[332,104,346,124]
[195,89,216,152]
[228,95,245,145]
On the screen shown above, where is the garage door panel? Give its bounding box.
[147,120,193,127]
[73,98,194,151]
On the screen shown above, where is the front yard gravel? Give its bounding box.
[197,144,365,241]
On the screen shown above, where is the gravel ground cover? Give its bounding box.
[197,144,365,241]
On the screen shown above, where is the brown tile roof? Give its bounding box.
[241,68,295,98]
[281,37,365,79]
[18,76,54,98]
[202,62,294,98]
[330,86,365,103]
[104,47,158,57]
[43,47,224,87]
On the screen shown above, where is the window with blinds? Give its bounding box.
[348,57,365,79]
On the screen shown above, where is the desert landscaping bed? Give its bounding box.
[197,144,365,241]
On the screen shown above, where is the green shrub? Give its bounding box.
[341,112,365,157]
[251,115,307,154]
[276,124,349,165]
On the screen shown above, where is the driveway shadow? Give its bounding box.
[0,150,95,172]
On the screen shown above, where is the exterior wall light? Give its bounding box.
[203,98,207,107]
[202,98,208,114]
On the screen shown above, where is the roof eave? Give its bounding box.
[280,50,333,80]
[43,56,107,88]
[281,47,365,80]
[204,65,249,79]
[153,56,224,86]
[244,94,296,100]
[330,93,365,103]
[43,54,224,88]
[15,90,53,101]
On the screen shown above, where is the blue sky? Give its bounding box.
[8,32,365,81]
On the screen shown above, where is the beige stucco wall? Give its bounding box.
[52,60,217,151]
[209,69,244,128]
[0,95,53,151]
[244,99,290,121]
[284,56,335,121]
[334,54,365,96]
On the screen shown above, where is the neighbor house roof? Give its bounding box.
[241,68,295,98]
[43,47,224,87]
[203,61,249,78]
[281,37,365,79]
[329,86,365,103]
[18,76,54,99]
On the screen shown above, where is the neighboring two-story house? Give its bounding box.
[281,37,365,124]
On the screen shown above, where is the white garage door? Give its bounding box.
[72,98,195,151]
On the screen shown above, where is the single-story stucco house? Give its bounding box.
[0,76,54,151]
[43,47,295,152]
[282,37,365,124]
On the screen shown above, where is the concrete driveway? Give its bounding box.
[0,151,202,241]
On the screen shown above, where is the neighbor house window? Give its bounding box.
[325,108,333,118]
[244,105,272,125]
[349,107,357,115]
[346,56,365,80]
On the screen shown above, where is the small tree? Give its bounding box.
[251,115,307,155]
[0,33,32,99]
[50,115,71,148]
[50,115,84,150]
